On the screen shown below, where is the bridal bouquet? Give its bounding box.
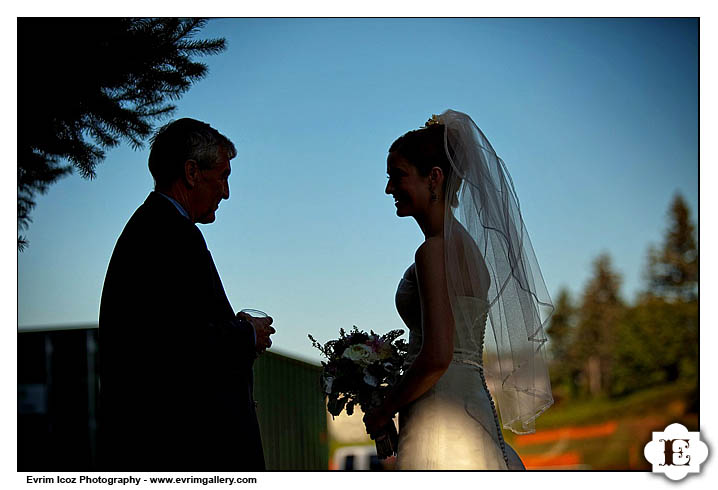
[308,326,408,459]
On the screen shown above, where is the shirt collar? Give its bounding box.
[156,192,190,220]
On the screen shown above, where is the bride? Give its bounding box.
[363,110,554,470]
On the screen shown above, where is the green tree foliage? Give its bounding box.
[610,195,698,396]
[646,193,698,301]
[573,254,624,397]
[612,296,697,397]
[547,288,575,362]
[545,288,579,399]
[551,197,698,404]
[18,18,226,250]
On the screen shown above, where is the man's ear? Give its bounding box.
[184,160,200,188]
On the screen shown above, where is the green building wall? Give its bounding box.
[253,351,329,470]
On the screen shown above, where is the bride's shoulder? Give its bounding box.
[415,236,445,264]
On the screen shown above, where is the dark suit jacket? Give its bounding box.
[98,192,264,471]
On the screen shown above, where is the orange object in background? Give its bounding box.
[522,451,582,469]
[515,421,618,446]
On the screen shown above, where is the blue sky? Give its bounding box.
[16,18,698,363]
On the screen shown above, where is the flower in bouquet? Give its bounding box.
[342,343,374,366]
[308,326,408,458]
[308,326,408,418]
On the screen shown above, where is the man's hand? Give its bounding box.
[237,311,276,354]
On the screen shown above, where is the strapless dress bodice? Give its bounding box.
[395,263,489,369]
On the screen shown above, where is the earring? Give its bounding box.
[430,189,438,202]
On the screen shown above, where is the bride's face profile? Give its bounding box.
[385,151,432,218]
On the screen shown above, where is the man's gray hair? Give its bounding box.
[148,118,237,187]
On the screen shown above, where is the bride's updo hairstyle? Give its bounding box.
[389,121,459,207]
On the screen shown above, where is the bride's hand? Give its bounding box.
[363,406,393,438]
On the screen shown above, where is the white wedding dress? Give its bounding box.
[394,263,525,470]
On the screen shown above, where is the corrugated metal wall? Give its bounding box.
[253,351,328,470]
[18,328,328,471]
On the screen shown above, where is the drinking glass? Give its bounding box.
[240,309,268,319]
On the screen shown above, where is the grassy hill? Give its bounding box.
[504,380,698,470]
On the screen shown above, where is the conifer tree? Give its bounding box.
[646,193,698,301]
[547,289,574,362]
[610,193,699,395]
[612,296,697,395]
[574,254,624,397]
[545,288,580,399]
[18,18,226,250]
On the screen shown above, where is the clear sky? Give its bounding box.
[17,18,698,364]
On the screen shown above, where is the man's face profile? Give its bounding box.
[191,151,231,224]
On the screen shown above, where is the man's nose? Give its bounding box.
[385,180,393,195]
[223,182,229,200]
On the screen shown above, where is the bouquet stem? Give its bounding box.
[373,421,398,459]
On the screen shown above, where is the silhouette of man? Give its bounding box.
[99,118,274,471]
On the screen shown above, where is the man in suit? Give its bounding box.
[99,118,275,471]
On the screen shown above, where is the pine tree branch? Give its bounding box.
[17,17,227,249]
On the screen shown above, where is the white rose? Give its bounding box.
[342,344,373,365]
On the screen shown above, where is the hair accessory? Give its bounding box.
[424,114,442,128]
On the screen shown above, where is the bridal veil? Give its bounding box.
[436,109,554,435]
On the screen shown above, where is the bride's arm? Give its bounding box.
[364,236,454,434]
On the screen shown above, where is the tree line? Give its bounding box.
[546,194,698,401]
